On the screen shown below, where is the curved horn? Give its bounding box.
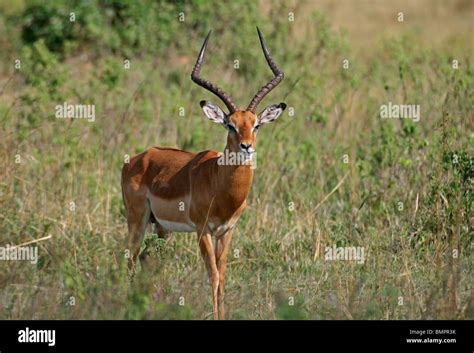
[247,27,285,113]
[191,30,238,113]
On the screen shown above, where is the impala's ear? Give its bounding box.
[257,103,287,126]
[200,101,227,124]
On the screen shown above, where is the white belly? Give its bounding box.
[156,218,196,233]
[147,193,196,233]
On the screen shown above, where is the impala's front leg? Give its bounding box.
[197,231,219,320]
[215,229,233,320]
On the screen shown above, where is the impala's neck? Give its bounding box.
[214,144,254,206]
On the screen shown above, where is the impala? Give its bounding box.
[121,27,286,319]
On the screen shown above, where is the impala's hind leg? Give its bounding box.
[139,214,168,262]
[126,196,151,272]
[155,222,168,239]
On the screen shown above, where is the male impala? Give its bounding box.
[121,28,286,319]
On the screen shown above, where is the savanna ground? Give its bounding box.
[0,0,472,319]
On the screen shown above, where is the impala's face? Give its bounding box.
[200,101,287,157]
[227,111,258,156]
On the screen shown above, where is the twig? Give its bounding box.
[280,171,350,240]
[198,197,215,243]
[0,74,14,95]
[313,171,350,212]
[7,234,53,250]
[313,227,322,261]
[413,192,420,221]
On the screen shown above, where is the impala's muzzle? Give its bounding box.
[239,142,255,155]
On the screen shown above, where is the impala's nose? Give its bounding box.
[240,143,252,152]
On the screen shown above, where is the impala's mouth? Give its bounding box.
[240,150,255,159]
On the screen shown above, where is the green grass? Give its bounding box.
[0,0,472,319]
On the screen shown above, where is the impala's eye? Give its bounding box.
[253,124,261,131]
[227,124,237,132]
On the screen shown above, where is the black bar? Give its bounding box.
[0,320,471,352]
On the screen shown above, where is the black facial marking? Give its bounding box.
[227,124,237,132]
